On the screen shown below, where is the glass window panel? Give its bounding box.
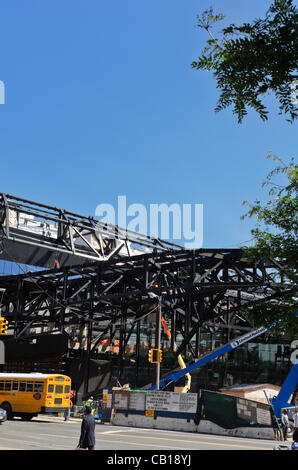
[12,381,19,391]
[34,382,44,393]
[55,385,63,394]
[19,382,26,392]
[26,382,33,392]
[4,381,11,391]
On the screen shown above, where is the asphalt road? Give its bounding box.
[0,415,281,452]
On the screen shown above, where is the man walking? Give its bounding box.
[293,406,298,432]
[77,405,96,450]
[281,409,289,440]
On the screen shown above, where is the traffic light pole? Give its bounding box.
[154,296,162,391]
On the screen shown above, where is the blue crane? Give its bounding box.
[271,362,298,417]
[149,323,297,419]
[149,325,271,391]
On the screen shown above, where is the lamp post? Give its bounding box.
[154,295,162,390]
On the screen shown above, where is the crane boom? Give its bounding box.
[149,320,298,421]
[149,325,270,391]
[271,361,298,417]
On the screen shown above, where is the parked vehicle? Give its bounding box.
[0,407,7,424]
[0,373,71,420]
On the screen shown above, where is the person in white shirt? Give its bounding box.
[281,409,289,440]
[293,407,298,430]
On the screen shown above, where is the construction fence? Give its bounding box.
[103,388,277,440]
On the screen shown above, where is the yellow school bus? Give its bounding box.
[0,373,71,420]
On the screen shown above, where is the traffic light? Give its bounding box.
[0,317,8,335]
[148,348,162,363]
[158,349,162,363]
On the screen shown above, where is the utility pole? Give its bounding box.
[154,295,162,390]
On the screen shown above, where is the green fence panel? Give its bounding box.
[200,390,273,429]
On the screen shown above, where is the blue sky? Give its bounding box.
[0,0,296,251]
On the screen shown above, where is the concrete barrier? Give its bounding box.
[110,389,277,440]
[113,411,197,432]
[197,419,275,440]
[112,411,275,439]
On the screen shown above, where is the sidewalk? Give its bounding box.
[32,414,80,423]
[33,414,109,425]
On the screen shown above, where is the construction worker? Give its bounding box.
[281,409,289,440]
[85,396,94,410]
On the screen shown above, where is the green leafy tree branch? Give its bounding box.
[192,1,298,123]
[241,155,297,333]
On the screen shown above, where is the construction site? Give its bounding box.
[0,192,297,412]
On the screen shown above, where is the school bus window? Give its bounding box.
[19,382,26,392]
[0,381,4,391]
[55,385,63,394]
[34,382,44,393]
[48,384,54,393]
[26,382,33,392]
[64,385,70,393]
[5,381,12,391]
[12,381,19,391]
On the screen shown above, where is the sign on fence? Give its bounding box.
[113,390,129,409]
[237,398,272,426]
[146,391,197,413]
[129,392,146,411]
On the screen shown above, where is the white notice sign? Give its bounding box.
[146,391,197,413]
[256,407,272,426]
[114,391,129,409]
[129,392,146,411]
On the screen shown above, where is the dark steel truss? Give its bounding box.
[0,248,286,356]
[0,193,292,389]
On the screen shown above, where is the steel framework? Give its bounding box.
[0,193,181,268]
[0,248,285,354]
[0,193,292,390]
